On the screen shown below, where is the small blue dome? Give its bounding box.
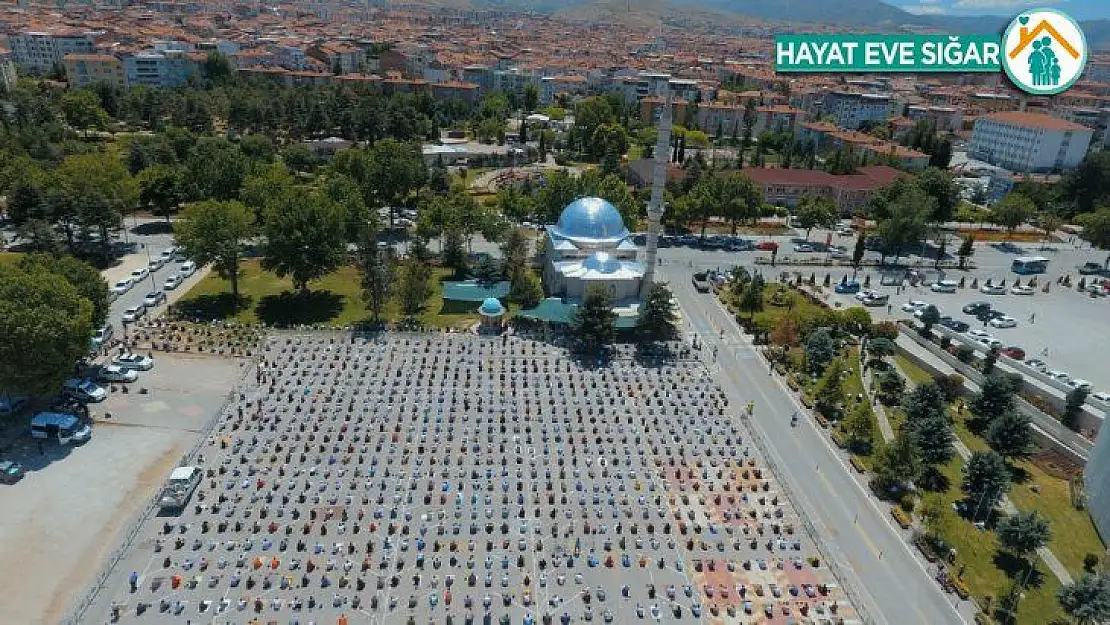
[479,297,505,316]
[583,251,620,274]
[551,197,629,242]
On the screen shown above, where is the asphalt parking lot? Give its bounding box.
[83,333,855,624]
[0,354,242,624]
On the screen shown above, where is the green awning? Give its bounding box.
[442,280,511,302]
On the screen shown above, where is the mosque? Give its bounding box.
[541,197,645,307]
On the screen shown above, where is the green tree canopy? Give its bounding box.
[174,200,254,299]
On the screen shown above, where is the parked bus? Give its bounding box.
[1011,256,1049,275]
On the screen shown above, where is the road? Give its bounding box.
[661,262,969,625]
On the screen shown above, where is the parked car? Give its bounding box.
[834,281,861,294]
[148,256,166,271]
[130,267,149,282]
[0,395,29,416]
[111,278,134,295]
[122,305,147,323]
[931,280,958,293]
[113,353,154,371]
[989,316,1017,328]
[1000,346,1026,360]
[755,241,779,252]
[1011,285,1034,295]
[962,301,991,316]
[1079,262,1104,275]
[901,300,928,313]
[143,291,167,307]
[63,378,107,403]
[164,275,183,290]
[980,283,1007,295]
[0,460,25,484]
[98,364,139,383]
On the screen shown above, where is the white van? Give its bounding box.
[931,279,958,293]
[30,412,92,445]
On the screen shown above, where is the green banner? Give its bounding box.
[775,34,1002,73]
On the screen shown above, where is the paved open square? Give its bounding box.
[82,332,856,624]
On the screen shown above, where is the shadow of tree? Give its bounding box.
[992,551,1046,588]
[256,289,343,327]
[172,293,251,321]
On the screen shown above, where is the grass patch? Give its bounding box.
[175,260,482,329]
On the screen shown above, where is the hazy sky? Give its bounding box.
[892,0,1107,21]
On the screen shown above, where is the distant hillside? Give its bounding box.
[466,0,1110,48]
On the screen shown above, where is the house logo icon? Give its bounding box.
[1001,8,1088,95]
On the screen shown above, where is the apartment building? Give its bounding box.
[63,53,125,88]
[820,91,890,130]
[969,111,1094,173]
[123,49,198,88]
[8,30,98,74]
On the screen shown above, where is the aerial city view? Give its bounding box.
[3,0,1110,624]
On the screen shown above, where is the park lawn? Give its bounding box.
[176,260,479,329]
[933,457,1065,624]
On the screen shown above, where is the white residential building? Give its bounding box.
[969,111,1094,174]
[821,91,890,130]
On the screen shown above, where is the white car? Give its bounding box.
[1091,392,1110,403]
[63,378,107,402]
[122,305,147,323]
[968,329,991,341]
[901,300,927,313]
[164,275,183,290]
[111,278,134,295]
[1011,285,1034,295]
[98,364,138,383]
[1068,379,1093,392]
[130,267,149,282]
[1048,370,1072,383]
[113,353,154,371]
[989,316,1017,328]
[980,283,1007,295]
[143,291,167,307]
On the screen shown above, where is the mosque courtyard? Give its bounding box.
[81,330,857,625]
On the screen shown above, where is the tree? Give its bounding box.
[957,235,975,269]
[1063,387,1090,431]
[356,227,393,323]
[509,272,543,309]
[814,357,845,419]
[398,253,432,318]
[992,192,1035,239]
[1076,207,1110,268]
[635,283,678,343]
[996,511,1051,560]
[962,450,1011,511]
[842,402,874,452]
[0,263,93,395]
[919,304,941,333]
[872,430,921,490]
[174,200,254,300]
[1058,573,1110,624]
[19,254,109,330]
[804,327,836,374]
[136,164,185,222]
[969,373,1017,428]
[794,195,837,241]
[60,89,109,134]
[571,284,617,357]
[261,189,348,291]
[985,411,1034,460]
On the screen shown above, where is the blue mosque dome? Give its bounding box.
[479,297,505,316]
[550,197,629,243]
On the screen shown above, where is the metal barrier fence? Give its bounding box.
[62,360,257,625]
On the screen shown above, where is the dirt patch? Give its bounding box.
[41,441,184,623]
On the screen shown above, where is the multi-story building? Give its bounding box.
[123,49,199,88]
[8,30,98,74]
[820,91,890,130]
[969,111,1094,173]
[63,53,125,88]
